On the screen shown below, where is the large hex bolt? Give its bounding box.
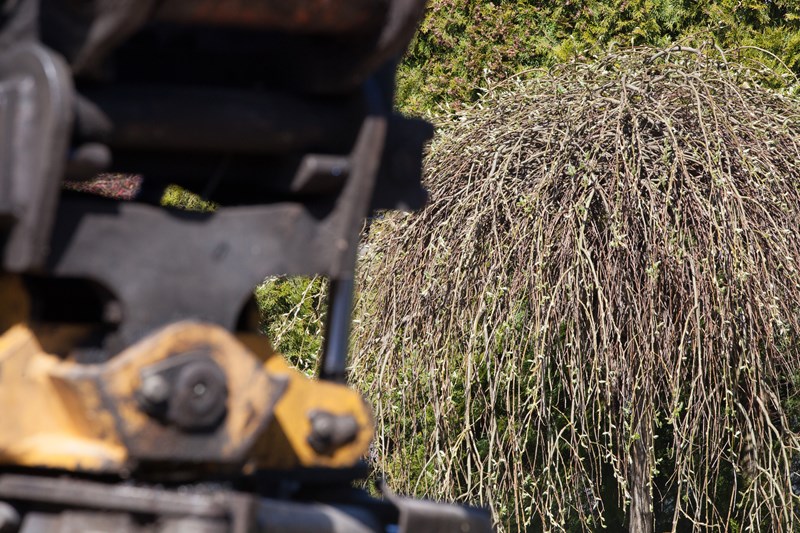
[139,373,170,407]
[137,353,228,433]
[307,410,359,455]
[167,359,228,432]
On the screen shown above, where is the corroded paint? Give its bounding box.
[155,0,387,33]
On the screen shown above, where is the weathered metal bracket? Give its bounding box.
[46,115,385,352]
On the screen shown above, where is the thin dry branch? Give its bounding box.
[352,47,800,532]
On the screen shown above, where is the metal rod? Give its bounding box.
[79,85,364,155]
[320,276,354,383]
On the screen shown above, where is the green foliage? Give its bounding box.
[397,0,800,114]
[160,185,217,212]
[255,277,326,375]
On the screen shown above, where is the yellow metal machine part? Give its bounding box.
[0,277,373,474]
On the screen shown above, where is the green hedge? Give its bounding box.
[397,0,800,114]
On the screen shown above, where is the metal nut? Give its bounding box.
[167,359,228,432]
[307,410,359,455]
[139,373,170,406]
[137,353,228,433]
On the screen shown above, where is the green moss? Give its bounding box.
[160,185,217,212]
[255,277,325,375]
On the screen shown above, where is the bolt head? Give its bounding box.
[167,359,228,432]
[140,374,170,405]
[0,502,20,533]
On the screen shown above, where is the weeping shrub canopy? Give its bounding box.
[352,47,800,531]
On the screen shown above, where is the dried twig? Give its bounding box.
[351,46,800,532]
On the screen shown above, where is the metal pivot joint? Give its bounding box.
[0,0,491,531]
[137,351,229,433]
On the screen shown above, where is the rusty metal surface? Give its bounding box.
[35,0,425,93]
[154,0,388,34]
[39,0,156,74]
[77,85,366,155]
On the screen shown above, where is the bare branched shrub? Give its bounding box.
[351,47,800,531]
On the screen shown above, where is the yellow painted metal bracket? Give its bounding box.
[0,313,372,474]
